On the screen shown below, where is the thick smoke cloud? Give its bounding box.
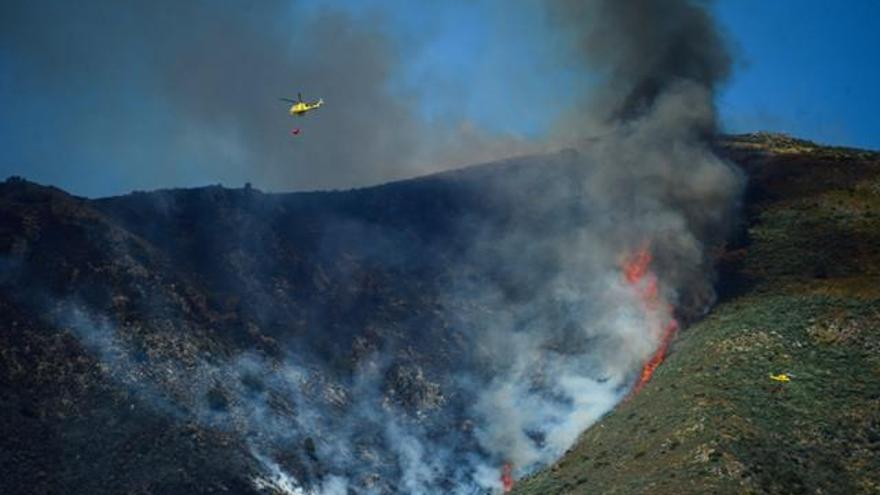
[0,0,541,195]
[438,0,744,483]
[548,0,742,311]
[6,0,744,493]
[559,0,732,122]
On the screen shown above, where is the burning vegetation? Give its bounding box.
[622,247,680,396]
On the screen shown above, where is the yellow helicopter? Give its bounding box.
[769,373,792,383]
[280,92,324,117]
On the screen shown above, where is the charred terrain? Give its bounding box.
[1,133,879,494]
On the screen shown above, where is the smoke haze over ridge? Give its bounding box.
[0,0,552,197]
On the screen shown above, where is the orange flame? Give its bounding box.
[500,463,514,493]
[632,319,678,394]
[622,246,678,395]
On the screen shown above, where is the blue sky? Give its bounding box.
[714,0,880,149]
[1,1,877,197]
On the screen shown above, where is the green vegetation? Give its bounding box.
[514,135,880,494]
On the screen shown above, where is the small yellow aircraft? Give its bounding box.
[769,373,791,383]
[280,93,324,117]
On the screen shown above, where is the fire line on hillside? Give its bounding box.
[624,246,680,396]
[500,246,680,493]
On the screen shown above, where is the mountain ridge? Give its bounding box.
[1,133,878,494]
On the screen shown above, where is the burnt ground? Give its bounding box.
[0,151,592,494]
[513,133,880,494]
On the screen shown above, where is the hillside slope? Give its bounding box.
[2,135,877,494]
[0,151,599,494]
[513,134,880,494]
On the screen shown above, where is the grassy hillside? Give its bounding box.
[513,133,880,494]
